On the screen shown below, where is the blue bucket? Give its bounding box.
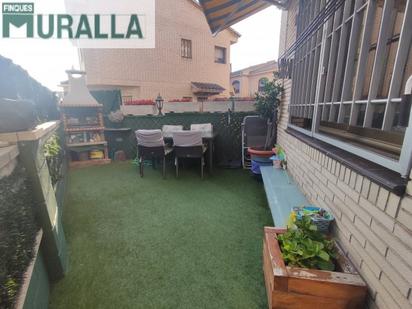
[251,158,272,175]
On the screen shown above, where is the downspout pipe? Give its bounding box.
[400,76,412,126]
[405,75,412,95]
[400,75,412,178]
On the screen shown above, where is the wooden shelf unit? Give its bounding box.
[65,127,105,133]
[67,141,108,148]
[61,105,110,167]
[69,158,111,168]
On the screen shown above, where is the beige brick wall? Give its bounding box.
[234,75,250,97]
[80,0,237,101]
[278,125,412,309]
[278,1,297,56]
[230,69,276,97]
[277,1,412,308]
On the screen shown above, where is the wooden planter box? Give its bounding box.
[263,227,367,309]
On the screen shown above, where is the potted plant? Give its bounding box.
[248,76,283,177]
[263,215,367,308]
[253,75,283,151]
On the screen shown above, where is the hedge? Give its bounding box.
[0,166,40,309]
[105,111,257,166]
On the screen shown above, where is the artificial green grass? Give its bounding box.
[49,162,273,309]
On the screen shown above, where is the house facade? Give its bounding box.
[230,60,278,97]
[79,0,240,103]
[276,0,412,308]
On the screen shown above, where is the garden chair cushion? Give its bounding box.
[190,123,213,138]
[135,129,164,147]
[173,131,203,147]
[162,125,184,138]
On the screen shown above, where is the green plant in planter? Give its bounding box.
[43,133,62,185]
[278,215,336,271]
[44,133,61,157]
[254,74,283,150]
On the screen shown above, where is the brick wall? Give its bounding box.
[230,66,278,97]
[80,0,238,101]
[277,1,412,308]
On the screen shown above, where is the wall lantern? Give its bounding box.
[155,93,164,116]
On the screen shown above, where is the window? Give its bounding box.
[232,80,240,94]
[281,0,412,177]
[258,78,269,92]
[215,46,226,64]
[181,39,192,59]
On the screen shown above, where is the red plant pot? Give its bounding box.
[247,147,275,158]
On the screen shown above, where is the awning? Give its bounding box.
[199,0,289,35]
[191,82,225,96]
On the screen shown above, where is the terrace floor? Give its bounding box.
[49,162,273,308]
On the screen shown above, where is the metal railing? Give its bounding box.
[281,0,412,178]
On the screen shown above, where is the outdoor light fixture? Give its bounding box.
[230,94,235,112]
[155,93,164,116]
[227,94,235,125]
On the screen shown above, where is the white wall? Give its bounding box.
[120,100,256,115]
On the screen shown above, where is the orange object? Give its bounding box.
[247,147,275,157]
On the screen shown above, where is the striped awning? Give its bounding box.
[199,0,289,35]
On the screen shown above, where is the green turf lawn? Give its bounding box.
[49,161,273,309]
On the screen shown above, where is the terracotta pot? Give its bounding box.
[247,147,275,158]
[263,227,367,309]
